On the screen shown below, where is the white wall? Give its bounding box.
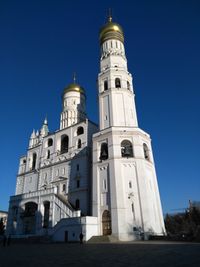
[52,216,98,242]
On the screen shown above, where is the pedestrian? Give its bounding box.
[79,232,84,244]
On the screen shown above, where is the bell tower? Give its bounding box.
[92,15,166,241]
[98,15,138,130]
[60,76,86,129]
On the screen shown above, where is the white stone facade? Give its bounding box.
[92,16,165,240]
[7,16,165,242]
[7,90,98,240]
[92,127,165,240]
[60,89,86,129]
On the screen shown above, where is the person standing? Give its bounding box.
[79,232,84,244]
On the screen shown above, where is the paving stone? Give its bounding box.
[0,241,199,267]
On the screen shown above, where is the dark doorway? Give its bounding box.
[43,201,50,228]
[23,202,38,234]
[102,210,112,235]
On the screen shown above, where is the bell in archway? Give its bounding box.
[123,147,131,157]
[100,149,108,160]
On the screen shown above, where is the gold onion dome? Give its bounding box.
[99,15,124,45]
[63,83,85,95]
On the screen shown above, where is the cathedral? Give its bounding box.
[7,15,166,242]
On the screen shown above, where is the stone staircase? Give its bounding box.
[87,235,119,243]
[54,194,80,218]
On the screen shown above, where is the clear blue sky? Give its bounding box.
[0,0,199,215]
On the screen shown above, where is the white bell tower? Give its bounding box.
[98,15,138,130]
[60,76,86,129]
[92,15,166,241]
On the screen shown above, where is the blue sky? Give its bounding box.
[0,0,199,214]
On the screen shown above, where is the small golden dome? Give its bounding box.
[63,83,85,95]
[99,16,124,45]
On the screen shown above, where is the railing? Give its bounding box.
[10,188,56,201]
[54,194,80,218]
[11,188,79,219]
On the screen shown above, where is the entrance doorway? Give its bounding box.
[102,210,112,235]
[23,202,38,234]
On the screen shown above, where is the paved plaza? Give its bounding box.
[0,241,200,267]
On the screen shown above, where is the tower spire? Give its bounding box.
[44,115,48,125]
[40,116,49,137]
[73,72,76,83]
[108,8,112,22]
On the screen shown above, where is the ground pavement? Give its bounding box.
[0,241,200,267]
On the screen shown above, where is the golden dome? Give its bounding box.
[99,16,124,45]
[63,83,85,95]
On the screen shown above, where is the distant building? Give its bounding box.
[7,15,165,241]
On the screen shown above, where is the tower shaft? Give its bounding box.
[92,16,165,240]
[98,30,138,130]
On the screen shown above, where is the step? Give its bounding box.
[87,235,117,243]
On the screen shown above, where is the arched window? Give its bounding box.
[75,199,80,210]
[115,78,121,88]
[104,80,108,91]
[143,143,150,161]
[32,153,37,170]
[100,143,108,160]
[47,150,50,159]
[24,202,38,217]
[121,140,133,157]
[77,139,81,149]
[61,135,69,153]
[77,126,84,136]
[63,184,66,192]
[127,81,130,90]
[48,138,53,147]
